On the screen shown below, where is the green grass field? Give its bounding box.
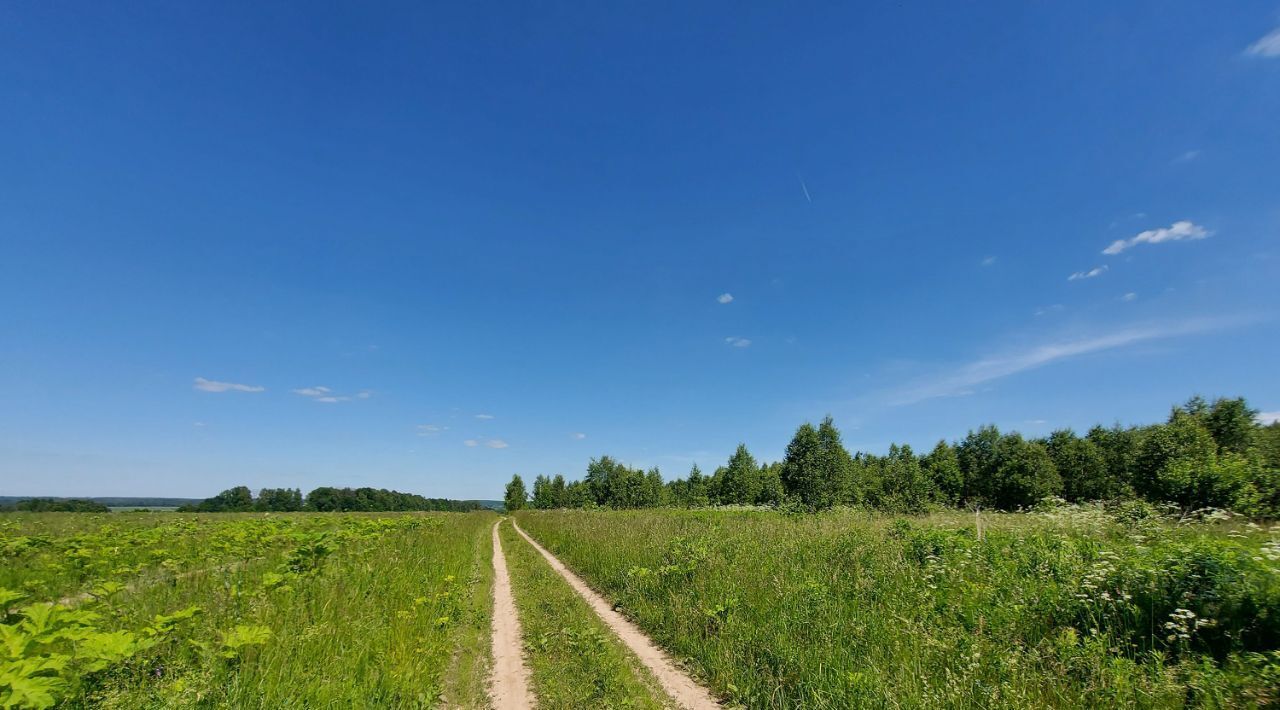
[2,511,495,708]
[5,507,1278,708]
[515,506,1280,708]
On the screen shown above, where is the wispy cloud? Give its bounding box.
[1034,304,1066,317]
[1122,292,1138,302]
[1246,27,1280,57]
[1172,149,1201,164]
[1257,411,1280,425]
[725,336,752,348]
[417,424,448,436]
[485,439,509,449]
[884,317,1248,405]
[1103,221,1209,255]
[571,432,587,440]
[194,377,264,393]
[475,413,494,420]
[981,256,997,267]
[463,439,478,447]
[1068,265,1108,281]
[717,293,734,304]
[294,385,370,403]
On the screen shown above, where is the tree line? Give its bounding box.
[504,395,1280,516]
[0,498,111,513]
[179,486,485,513]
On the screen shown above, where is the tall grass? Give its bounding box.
[3,511,497,708]
[516,506,1280,708]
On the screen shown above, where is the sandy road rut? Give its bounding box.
[488,520,534,709]
[511,519,720,710]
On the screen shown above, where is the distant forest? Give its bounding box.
[505,396,1280,517]
[179,486,485,513]
[0,498,112,513]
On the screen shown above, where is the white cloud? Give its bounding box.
[1034,304,1065,317]
[294,386,369,403]
[571,432,587,440]
[1172,149,1201,164]
[717,293,734,304]
[1122,292,1138,302]
[1246,27,1280,57]
[1103,221,1209,255]
[1256,411,1280,425]
[194,377,264,393]
[193,421,206,428]
[725,336,752,348]
[475,413,494,420]
[485,439,509,449]
[885,317,1247,405]
[417,424,448,435]
[981,256,997,267]
[1068,265,1108,281]
[463,439,479,447]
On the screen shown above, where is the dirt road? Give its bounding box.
[488,520,534,709]
[511,519,719,710]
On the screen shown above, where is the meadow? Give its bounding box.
[2,511,496,708]
[6,505,1278,708]
[516,505,1280,708]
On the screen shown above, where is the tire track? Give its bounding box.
[489,520,534,709]
[511,519,719,710]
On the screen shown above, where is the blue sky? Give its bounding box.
[2,2,1279,499]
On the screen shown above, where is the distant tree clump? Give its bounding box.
[511,394,1280,518]
[179,486,482,513]
[5,498,111,513]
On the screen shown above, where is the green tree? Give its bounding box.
[817,416,856,505]
[196,486,254,512]
[921,440,963,505]
[678,464,710,507]
[564,480,591,508]
[781,423,824,508]
[504,474,528,512]
[1133,412,1217,508]
[531,475,554,509]
[255,488,304,512]
[1086,424,1139,496]
[550,474,568,508]
[1046,430,1114,501]
[957,425,1002,505]
[641,468,666,507]
[974,434,1060,510]
[881,444,930,512]
[717,444,761,505]
[1202,397,1260,456]
[757,462,785,506]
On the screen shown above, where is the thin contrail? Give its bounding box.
[798,175,812,203]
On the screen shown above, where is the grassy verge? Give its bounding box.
[439,513,496,708]
[498,518,669,709]
[516,507,1280,708]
